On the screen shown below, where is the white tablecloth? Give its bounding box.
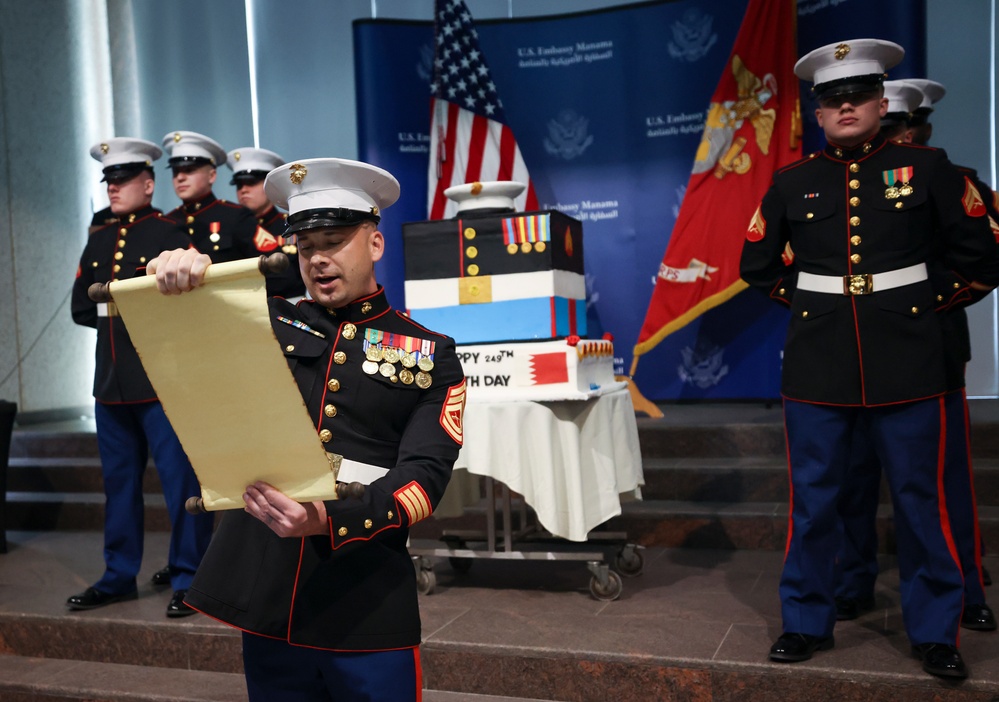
[436,387,644,542]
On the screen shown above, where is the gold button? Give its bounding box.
[328,378,341,392]
[849,163,860,173]
[285,345,295,352]
[213,245,219,250]
[850,236,861,246]
[118,240,126,248]
[806,213,814,220]
[364,519,373,529]
[324,404,337,418]
[466,245,478,259]
[954,282,961,289]
[464,227,476,240]
[115,251,124,260]
[333,351,346,364]
[778,288,786,295]
[113,264,121,273]
[338,527,348,537]
[850,254,861,264]
[895,202,903,209]
[387,510,394,520]
[849,179,860,190]
[140,257,146,263]
[119,227,128,235]
[188,227,194,235]
[937,295,944,302]
[186,215,195,224]
[342,323,356,340]
[467,264,479,276]
[849,216,860,226]
[849,197,860,207]
[92,261,99,268]
[802,311,809,318]
[319,429,332,443]
[911,307,919,314]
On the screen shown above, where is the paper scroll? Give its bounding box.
[109,258,337,510]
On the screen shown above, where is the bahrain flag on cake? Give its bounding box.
[631,0,801,374]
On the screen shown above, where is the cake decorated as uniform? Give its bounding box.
[402,181,622,401]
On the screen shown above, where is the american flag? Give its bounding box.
[427,0,538,219]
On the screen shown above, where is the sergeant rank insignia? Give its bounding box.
[362,328,436,387]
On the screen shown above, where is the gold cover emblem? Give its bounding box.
[100,143,109,154]
[234,151,241,161]
[289,163,308,184]
[470,181,483,195]
[173,132,182,143]
[834,43,851,60]
[370,205,379,216]
[459,275,492,305]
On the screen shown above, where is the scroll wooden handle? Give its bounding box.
[185,496,206,514]
[258,252,289,275]
[88,282,113,303]
[336,482,366,500]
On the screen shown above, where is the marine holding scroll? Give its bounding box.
[148,158,466,702]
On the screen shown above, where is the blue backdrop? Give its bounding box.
[355,0,926,400]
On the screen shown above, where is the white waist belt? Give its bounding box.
[96,302,119,317]
[797,263,927,296]
[334,456,390,485]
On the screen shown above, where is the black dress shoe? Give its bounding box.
[769,632,834,662]
[166,590,197,618]
[151,566,171,587]
[912,643,968,679]
[66,587,138,611]
[962,603,998,631]
[835,594,876,621]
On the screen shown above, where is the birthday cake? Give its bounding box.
[402,181,620,401]
[456,337,620,401]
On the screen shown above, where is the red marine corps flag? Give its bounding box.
[427,0,538,219]
[631,0,801,376]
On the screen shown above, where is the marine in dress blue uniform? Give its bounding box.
[226,146,305,299]
[161,131,270,264]
[836,78,999,630]
[68,138,213,618]
[148,158,466,701]
[740,39,999,679]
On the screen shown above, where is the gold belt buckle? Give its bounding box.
[325,451,343,480]
[844,273,873,296]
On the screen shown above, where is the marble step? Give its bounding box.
[11,456,999,508]
[0,655,549,702]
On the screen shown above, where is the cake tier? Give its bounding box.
[457,338,622,402]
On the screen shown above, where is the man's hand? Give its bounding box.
[243,481,329,538]
[147,248,212,295]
